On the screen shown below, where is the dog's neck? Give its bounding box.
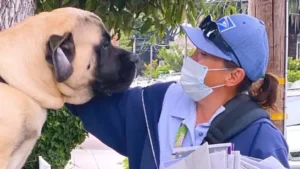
[0,15,67,109]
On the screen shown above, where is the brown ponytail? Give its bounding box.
[223,61,279,111]
[248,73,279,110]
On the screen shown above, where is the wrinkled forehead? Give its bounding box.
[72,13,111,45]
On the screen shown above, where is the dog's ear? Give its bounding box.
[46,33,75,82]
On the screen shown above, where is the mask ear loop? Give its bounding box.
[207,68,233,89]
[208,68,230,71]
[211,84,226,89]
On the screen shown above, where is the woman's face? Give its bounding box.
[190,49,245,89]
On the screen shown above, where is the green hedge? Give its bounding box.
[288,70,300,83]
[24,107,88,169]
[288,57,300,83]
[288,57,300,71]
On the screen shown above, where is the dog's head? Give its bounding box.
[0,7,138,108]
[44,8,138,104]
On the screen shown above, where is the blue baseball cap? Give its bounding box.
[181,14,269,82]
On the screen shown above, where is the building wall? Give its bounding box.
[288,33,297,58]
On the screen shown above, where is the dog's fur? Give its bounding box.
[0,7,137,169]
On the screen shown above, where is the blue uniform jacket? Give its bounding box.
[65,82,290,169]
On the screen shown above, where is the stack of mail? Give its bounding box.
[160,142,287,169]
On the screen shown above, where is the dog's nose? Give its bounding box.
[129,53,139,63]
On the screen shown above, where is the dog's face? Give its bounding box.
[44,8,138,104]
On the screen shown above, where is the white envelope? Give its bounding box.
[162,142,211,169]
[210,150,227,169]
[241,155,287,169]
[160,142,287,169]
[227,154,235,169]
[233,151,241,169]
[241,160,259,169]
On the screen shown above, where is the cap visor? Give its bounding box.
[181,25,232,61]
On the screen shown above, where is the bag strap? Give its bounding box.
[202,94,270,144]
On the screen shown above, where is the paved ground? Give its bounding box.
[64,134,126,169]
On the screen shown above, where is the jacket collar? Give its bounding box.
[169,84,195,119]
[169,83,225,123]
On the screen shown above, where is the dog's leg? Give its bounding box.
[15,138,39,169]
[0,119,21,169]
[0,122,20,169]
[6,108,46,169]
[6,137,39,169]
[0,86,24,169]
[7,108,46,169]
[0,84,47,169]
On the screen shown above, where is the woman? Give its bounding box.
[66,14,290,169]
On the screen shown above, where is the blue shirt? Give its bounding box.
[65,81,290,169]
[158,83,225,163]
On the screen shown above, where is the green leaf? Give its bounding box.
[51,0,59,8]
[150,35,156,45]
[165,5,173,25]
[115,0,126,10]
[43,2,54,11]
[161,0,167,13]
[79,0,86,9]
[62,0,78,7]
[190,5,197,18]
[158,24,165,39]
[176,4,183,23]
[108,11,115,22]
[127,39,134,48]
[186,11,196,26]
[122,11,134,27]
[123,28,132,37]
[199,0,207,14]
[140,18,153,34]
[95,3,109,17]
[229,4,237,14]
[85,0,97,11]
[225,8,231,16]
[181,8,187,24]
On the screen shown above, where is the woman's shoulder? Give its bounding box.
[247,118,290,168]
[252,119,287,148]
[143,81,177,92]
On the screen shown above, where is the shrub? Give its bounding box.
[157,44,195,72]
[24,107,88,169]
[118,32,133,51]
[287,57,300,82]
[156,64,172,76]
[288,57,300,71]
[144,59,159,78]
[143,59,173,78]
[288,70,300,83]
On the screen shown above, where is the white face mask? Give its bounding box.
[180,56,228,101]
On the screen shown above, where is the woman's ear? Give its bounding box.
[224,68,246,87]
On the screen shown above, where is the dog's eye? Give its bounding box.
[103,41,110,49]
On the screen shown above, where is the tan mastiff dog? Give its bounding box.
[0,7,138,169]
